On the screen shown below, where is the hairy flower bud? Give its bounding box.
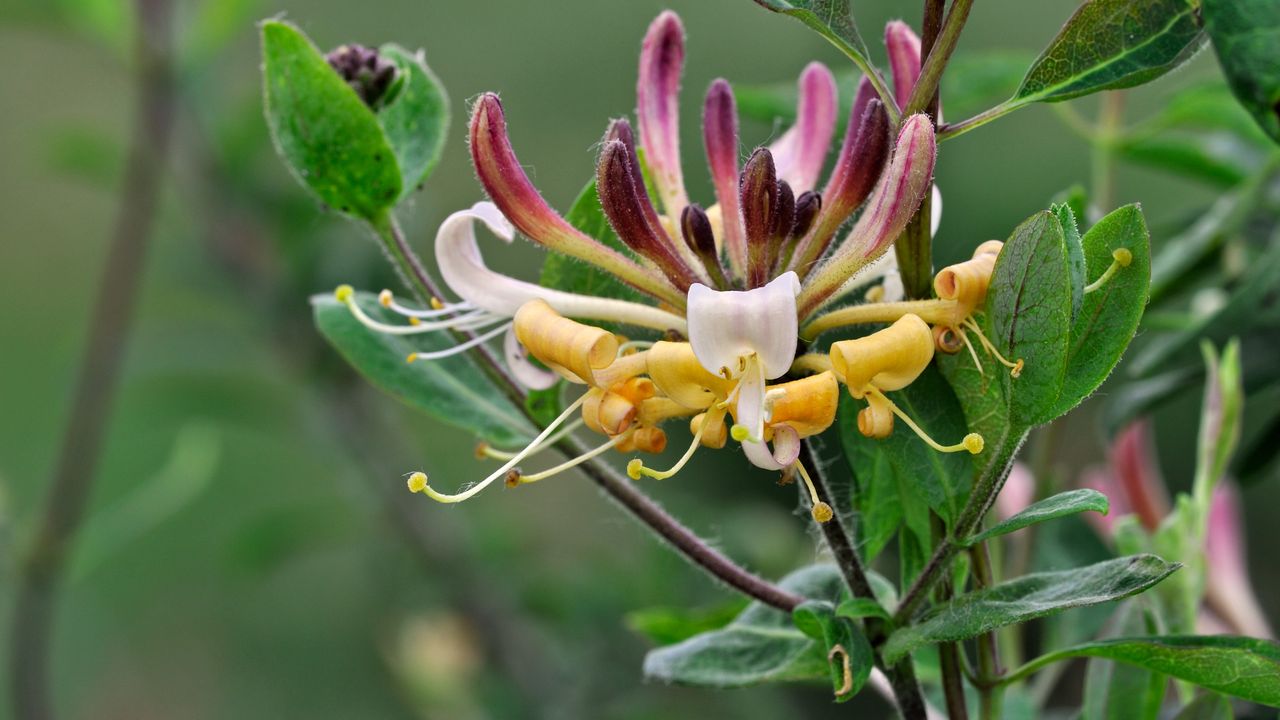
[326,44,398,108]
[741,148,779,288]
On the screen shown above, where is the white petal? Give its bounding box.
[504,326,559,390]
[687,272,800,379]
[436,202,686,333]
[930,184,943,239]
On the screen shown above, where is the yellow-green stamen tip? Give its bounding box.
[378,289,393,307]
[1010,359,1024,378]
[963,433,985,454]
[626,459,644,480]
[730,425,751,443]
[406,472,428,493]
[335,284,355,302]
[812,501,834,523]
[406,353,418,364]
[1113,248,1132,267]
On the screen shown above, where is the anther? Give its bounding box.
[962,317,1023,377]
[378,289,393,307]
[335,284,355,303]
[406,472,428,493]
[793,463,832,524]
[505,469,522,488]
[1084,247,1133,294]
[811,501,834,523]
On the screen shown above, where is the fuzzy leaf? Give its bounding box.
[1015,0,1204,103]
[1025,636,1280,706]
[883,555,1180,663]
[261,20,402,221]
[312,292,532,446]
[965,489,1109,546]
[376,44,449,199]
[750,0,873,75]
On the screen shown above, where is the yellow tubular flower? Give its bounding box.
[646,341,735,410]
[514,299,617,384]
[830,314,983,454]
[750,371,840,438]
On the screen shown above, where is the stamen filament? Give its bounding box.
[1084,248,1133,294]
[407,323,513,362]
[959,328,984,374]
[407,393,589,503]
[515,431,632,484]
[790,353,833,376]
[962,317,1023,377]
[380,289,474,318]
[341,287,502,335]
[616,339,655,356]
[865,387,984,455]
[478,419,585,460]
[627,408,724,480]
[793,462,834,523]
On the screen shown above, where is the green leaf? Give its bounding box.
[883,555,1180,663]
[749,0,873,77]
[523,382,566,429]
[792,601,874,701]
[539,181,645,328]
[1052,204,1152,418]
[626,601,747,646]
[261,20,403,221]
[643,564,844,687]
[840,366,973,526]
[312,292,532,446]
[1083,601,1166,720]
[1054,202,1088,321]
[1202,0,1280,142]
[965,489,1109,546]
[376,44,449,199]
[1018,636,1280,706]
[1014,0,1205,103]
[988,211,1073,427]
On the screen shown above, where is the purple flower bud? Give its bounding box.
[798,113,936,316]
[469,94,683,307]
[703,78,747,276]
[741,148,779,289]
[769,62,838,194]
[885,21,922,112]
[792,190,821,239]
[605,117,668,243]
[1109,420,1169,532]
[681,205,731,289]
[767,180,796,273]
[597,139,700,291]
[637,10,688,219]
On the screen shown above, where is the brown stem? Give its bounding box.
[9,2,174,718]
[971,542,1004,719]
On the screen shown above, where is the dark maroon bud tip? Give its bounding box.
[681,205,716,257]
[326,43,399,108]
[792,191,822,238]
[773,180,796,240]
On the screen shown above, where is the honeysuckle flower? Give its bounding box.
[829,314,982,454]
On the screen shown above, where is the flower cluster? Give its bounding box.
[335,12,1023,522]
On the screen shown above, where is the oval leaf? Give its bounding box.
[965,488,1110,546]
[884,554,1180,663]
[261,20,403,221]
[377,44,450,198]
[1015,0,1205,103]
[750,0,874,76]
[312,292,533,446]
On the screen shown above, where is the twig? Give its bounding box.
[9,2,175,718]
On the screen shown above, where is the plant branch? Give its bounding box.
[9,2,174,717]
[904,0,975,118]
[970,541,1004,720]
[800,440,927,720]
[936,100,1025,141]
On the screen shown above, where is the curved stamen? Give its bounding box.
[627,407,725,481]
[380,290,473,319]
[339,286,503,335]
[864,387,984,454]
[407,322,513,362]
[406,393,589,504]
[961,317,1023,377]
[1084,248,1133,294]
[514,431,633,484]
[793,462,834,523]
[478,419,586,461]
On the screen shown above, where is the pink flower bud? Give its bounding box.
[637,10,688,219]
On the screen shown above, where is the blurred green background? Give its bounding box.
[1,0,1276,718]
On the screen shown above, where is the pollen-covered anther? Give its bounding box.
[406,472,428,493]
[811,501,834,524]
[334,284,355,303]
[378,289,393,307]
[504,469,522,488]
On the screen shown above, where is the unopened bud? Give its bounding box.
[326,44,399,108]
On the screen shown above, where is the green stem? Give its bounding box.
[894,183,935,300]
[903,0,976,118]
[9,2,175,717]
[936,100,1025,141]
[971,542,1004,720]
[1092,91,1126,213]
[800,440,926,720]
[933,514,970,720]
